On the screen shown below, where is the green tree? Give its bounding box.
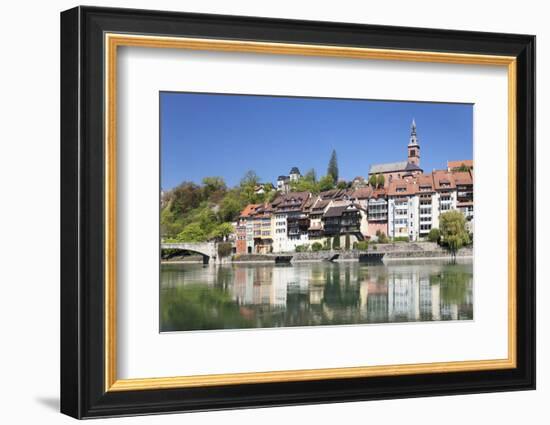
[209,222,234,241]
[318,174,335,192]
[323,238,332,250]
[439,210,470,258]
[290,169,321,193]
[336,180,348,189]
[239,170,261,203]
[290,176,318,193]
[201,176,226,197]
[344,234,351,250]
[311,242,323,252]
[176,222,207,242]
[260,182,276,202]
[218,191,243,222]
[264,188,279,203]
[169,182,203,215]
[239,170,260,188]
[376,174,385,188]
[160,205,185,238]
[368,174,377,187]
[327,150,339,182]
[196,207,217,235]
[304,168,317,183]
[428,228,441,243]
[333,235,341,250]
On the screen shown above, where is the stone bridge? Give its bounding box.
[161,242,218,264]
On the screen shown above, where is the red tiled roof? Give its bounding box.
[371,188,387,198]
[239,204,261,218]
[432,171,457,190]
[387,179,416,196]
[271,192,310,212]
[452,170,473,185]
[447,160,473,170]
[350,187,372,199]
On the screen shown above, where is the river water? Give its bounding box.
[160,259,473,332]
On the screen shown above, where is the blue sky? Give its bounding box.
[160,92,472,190]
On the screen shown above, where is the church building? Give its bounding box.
[368,119,423,186]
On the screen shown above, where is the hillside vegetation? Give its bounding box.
[162,152,342,243]
[161,171,276,242]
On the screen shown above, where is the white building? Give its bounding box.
[276,166,302,193]
[276,175,290,193]
[271,192,310,253]
[386,169,472,242]
[387,179,420,241]
[289,166,301,182]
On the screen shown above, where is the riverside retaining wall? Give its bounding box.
[232,242,472,263]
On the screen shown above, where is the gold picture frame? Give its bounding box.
[104,33,517,392]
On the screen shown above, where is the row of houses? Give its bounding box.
[235,167,473,254]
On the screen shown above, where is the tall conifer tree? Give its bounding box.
[327,150,339,183]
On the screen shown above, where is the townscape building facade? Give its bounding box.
[235,120,474,254]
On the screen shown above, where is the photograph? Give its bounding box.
[159,93,475,332]
[57,5,536,419]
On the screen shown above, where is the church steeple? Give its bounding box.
[407,119,420,166]
[409,119,418,146]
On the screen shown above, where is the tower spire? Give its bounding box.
[409,119,418,146]
[407,119,420,166]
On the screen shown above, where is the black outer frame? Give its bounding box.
[60,6,536,419]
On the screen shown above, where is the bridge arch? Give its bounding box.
[161,242,217,264]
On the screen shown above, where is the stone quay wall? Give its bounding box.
[232,242,472,263]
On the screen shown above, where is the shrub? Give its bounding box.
[311,242,323,252]
[217,242,232,258]
[355,241,369,251]
[376,230,389,244]
[295,244,309,252]
[393,236,409,242]
[332,236,341,250]
[323,238,331,250]
[344,234,351,250]
[428,228,441,243]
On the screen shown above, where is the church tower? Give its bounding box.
[407,119,420,166]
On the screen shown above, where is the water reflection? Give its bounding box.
[160,260,473,332]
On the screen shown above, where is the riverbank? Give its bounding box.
[160,242,473,264]
[232,242,472,263]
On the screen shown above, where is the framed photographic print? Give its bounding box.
[60,6,536,419]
